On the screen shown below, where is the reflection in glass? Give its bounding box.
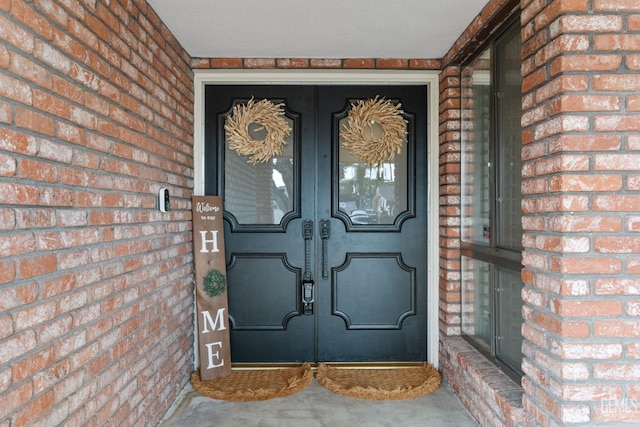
[224,116,294,225]
[496,266,524,371]
[496,24,523,251]
[338,117,407,225]
[461,48,491,245]
[461,256,491,350]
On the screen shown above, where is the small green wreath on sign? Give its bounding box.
[203,269,227,297]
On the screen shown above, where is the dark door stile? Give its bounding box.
[204,85,428,364]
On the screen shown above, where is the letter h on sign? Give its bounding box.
[199,230,219,253]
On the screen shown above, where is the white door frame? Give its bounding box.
[192,69,440,368]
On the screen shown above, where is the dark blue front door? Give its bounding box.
[205,84,428,363]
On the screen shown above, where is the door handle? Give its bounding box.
[320,219,331,279]
[301,220,314,315]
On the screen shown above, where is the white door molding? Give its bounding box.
[192,69,441,368]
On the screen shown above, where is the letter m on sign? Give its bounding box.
[201,309,227,333]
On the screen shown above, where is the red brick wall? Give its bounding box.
[520,0,640,424]
[438,64,464,337]
[3,0,637,424]
[440,0,640,425]
[191,57,442,70]
[0,0,194,425]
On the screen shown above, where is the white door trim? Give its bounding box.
[192,69,440,368]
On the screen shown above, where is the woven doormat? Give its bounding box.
[316,363,441,400]
[190,363,312,402]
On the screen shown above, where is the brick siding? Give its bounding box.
[191,57,442,70]
[439,0,640,425]
[438,64,464,337]
[3,0,640,425]
[0,0,194,425]
[520,0,640,424]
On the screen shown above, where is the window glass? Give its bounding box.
[461,49,491,245]
[338,116,408,225]
[460,18,524,380]
[496,266,524,371]
[461,256,491,350]
[496,23,524,251]
[224,117,294,225]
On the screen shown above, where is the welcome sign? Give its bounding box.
[192,196,232,380]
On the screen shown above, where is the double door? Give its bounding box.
[205,85,427,362]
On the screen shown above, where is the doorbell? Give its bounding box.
[158,188,170,212]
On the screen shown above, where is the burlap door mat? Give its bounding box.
[190,363,312,402]
[316,363,441,400]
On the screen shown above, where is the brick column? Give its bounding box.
[438,66,463,338]
[520,0,640,424]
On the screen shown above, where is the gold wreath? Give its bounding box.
[341,96,408,167]
[224,98,292,164]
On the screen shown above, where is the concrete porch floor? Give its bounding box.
[159,378,479,426]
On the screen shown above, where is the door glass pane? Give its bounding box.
[496,266,523,372]
[338,116,407,225]
[224,116,294,225]
[461,256,491,350]
[461,48,491,245]
[496,24,523,251]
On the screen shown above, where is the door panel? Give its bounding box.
[331,253,416,329]
[205,84,427,363]
[316,86,427,361]
[205,85,315,362]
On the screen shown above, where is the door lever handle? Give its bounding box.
[320,219,330,279]
[301,220,314,315]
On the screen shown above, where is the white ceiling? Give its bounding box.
[147,0,489,59]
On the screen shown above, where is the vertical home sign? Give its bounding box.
[192,196,232,380]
